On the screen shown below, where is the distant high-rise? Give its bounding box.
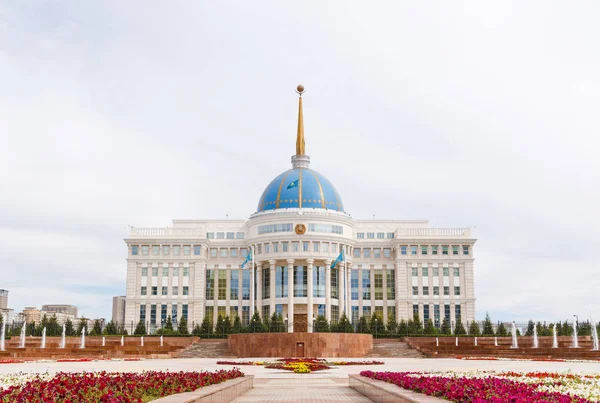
[41,304,78,317]
[112,296,126,326]
[0,289,9,311]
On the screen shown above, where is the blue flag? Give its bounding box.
[331,249,344,269]
[287,179,299,190]
[241,249,252,268]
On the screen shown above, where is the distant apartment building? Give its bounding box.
[22,306,77,326]
[41,304,78,317]
[112,296,126,326]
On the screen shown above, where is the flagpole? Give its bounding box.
[251,245,255,318]
[344,247,348,321]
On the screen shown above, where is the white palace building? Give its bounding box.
[124,86,476,333]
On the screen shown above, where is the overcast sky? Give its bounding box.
[1,1,599,323]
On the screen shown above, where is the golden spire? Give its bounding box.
[296,84,305,155]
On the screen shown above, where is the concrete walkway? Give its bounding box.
[231,378,372,403]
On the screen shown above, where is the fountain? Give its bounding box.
[80,327,86,349]
[455,337,458,346]
[533,325,539,348]
[494,336,498,347]
[592,321,599,351]
[160,335,163,347]
[19,325,25,348]
[572,321,579,348]
[60,323,66,348]
[40,327,46,348]
[121,335,124,347]
[511,322,518,348]
[141,336,144,347]
[435,337,439,347]
[474,337,478,346]
[102,336,105,347]
[0,320,5,351]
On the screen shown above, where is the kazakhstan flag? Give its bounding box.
[241,249,252,268]
[287,179,299,190]
[331,249,344,269]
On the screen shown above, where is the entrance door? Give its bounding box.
[296,342,305,357]
[294,314,308,332]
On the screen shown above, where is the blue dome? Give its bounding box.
[257,168,344,212]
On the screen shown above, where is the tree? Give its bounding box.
[200,317,213,336]
[482,313,494,336]
[178,316,189,335]
[65,319,75,336]
[48,315,60,336]
[192,324,202,336]
[555,322,563,336]
[397,319,408,336]
[370,314,383,336]
[269,313,284,332]
[496,322,508,337]
[104,321,118,335]
[248,312,266,333]
[134,320,146,336]
[164,315,174,332]
[91,320,103,336]
[314,315,330,332]
[232,315,243,333]
[77,318,87,336]
[423,319,437,335]
[337,314,354,333]
[216,315,232,336]
[468,321,481,336]
[562,320,573,336]
[454,318,467,335]
[387,316,398,335]
[440,318,451,335]
[408,313,423,336]
[525,320,535,336]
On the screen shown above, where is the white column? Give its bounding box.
[269,260,276,317]
[325,260,332,323]
[307,259,314,333]
[287,259,295,333]
[256,261,262,318]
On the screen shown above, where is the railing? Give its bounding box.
[396,228,471,238]
[130,228,204,237]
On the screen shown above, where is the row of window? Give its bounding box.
[141,286,190,296]
[141,267,190,277]
[206,232,245,239]
[414,303,461,325]
[401,245,469,256]
[412,285,461,296]
[132,245,202,256]
[257,223,344,235]
[411,267,460,277]
[255,241,345,255]
[209,248,247,258]
[356,232,395,239]
[353,248,392,259]
[140,303,188,325]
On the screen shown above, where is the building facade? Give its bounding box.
[22,306,77,326]
[124,87,476,333]
[112,296,126,326]
[41,304,78,317]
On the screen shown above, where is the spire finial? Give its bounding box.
[296,84,305,156]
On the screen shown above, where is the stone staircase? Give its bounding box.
[365,339,425,358]
[176,340,237,358]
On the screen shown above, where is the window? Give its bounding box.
[463,245,469,255]
[351,269,359,300]
[411,246,417,255]
[443,268,449,276]
[383,248,391,258]
[367,232,374,239]
[162,267,169,277]
[374,306,383,320]
[257,244,263,254]
[452,246,459,255]
[445,304,451,320]
[357,233,365,239]
[141,267,148,277]
[207,232,214,239]
[421,246,428,255]
[387,306,396,323]
[422,267,429,277]
[303,241,309,252]
[387,232,395,239]
[150,305,156,324]
[151,286,158,296]
[373,248,381,258]
[455,304,461,321]
[317,304,325,316]
[292,242,299,252]
[412,267,418,277]
[140,305,146,322]
[240,248,247,257]
[321,242,329,253]
[182,304,188,320]
[234,232,244,239]
[454,286,460,296]
[362,270,370,299]
[242,270,251,300]
[354,249,361,258]
[308,223,343,234]
[258,223,293,234]
[444,286,450,296]
[424,305,430,322]
[183,267,189,276]
[194,246,201,255]
[433,286,439,296]
[132,246,139,255]
[453,267,460,277]
[282,242,288,252]
[230,270,239,300]
[412,286,418,296]
[152,246,159,255]
[217,232,225,239]
[432,267,439,276]
[377,232,385,239]
[374,271,383,300]
[227,232,234,239]
[276,267,288,298]
[142,246,149,255]
[387,269,395,299]
[161,304,167,324]
[172,286,178,296]
[434,304,440,327]
[273,243,279,253]
[413,304,419,317]
[216,269,226,300]
[331,305,339,324]
[423,286,429,296]
[152,267,158,277]
[265,243,270,254]
[220,249,228,258]
[242,306,250,325]
[442,245,448,255]
[313,266,325,298]
[172,304,178,324]
[363,306,371,318]
[294,266,307,297]
[162,286,168,296]
[206,270,214,299]
[163,246,170,255]
[432,246,438,255]
[352,306,359,323]
[262,305,270,320]
[210,248,217,258]
[401,245,407,255]
[231,249,238,258]
[330,268,338,299]
[332,243,338,254]
[364,249,371,258]
[173,246,180,256]
[262,268,270,299]
[182,286,189,295]
[141,286,147,296]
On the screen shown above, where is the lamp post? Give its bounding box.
[312,314,316,332]
[221,318,225,339]
[285,314,288,332]
[573,314,578,325]
[374,318,378,340]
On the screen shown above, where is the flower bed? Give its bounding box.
[456,356,600,364]
[0,369,244,402]
[330,360,384,365]
[217,358,383,373]
[360,370,600,402]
